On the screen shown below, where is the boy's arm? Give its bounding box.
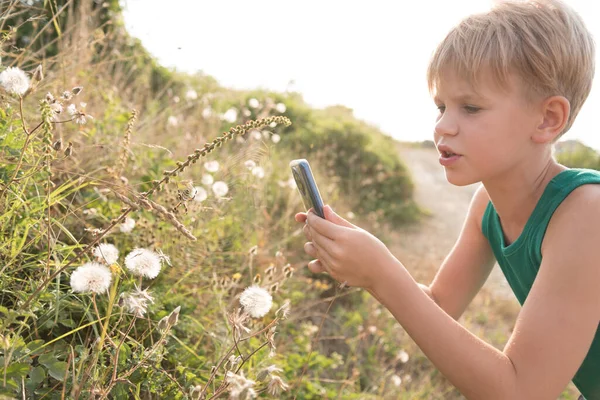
[370,185,600,399]
[420,185,496,320]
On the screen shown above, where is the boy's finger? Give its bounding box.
[307,211,347,240]
[304,242,318,257]
[307,259,326,274]
[303,224,312,240]
[295,212,307,223]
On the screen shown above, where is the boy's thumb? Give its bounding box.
[324,205,355,228]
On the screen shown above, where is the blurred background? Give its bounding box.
[123,0,600,151]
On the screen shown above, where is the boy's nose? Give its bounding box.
[434,113,459,137]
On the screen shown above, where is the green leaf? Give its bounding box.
[4,362,30,379]
[29,365,46,385]
[46,361,68,381]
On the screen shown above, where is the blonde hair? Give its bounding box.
[427,0,595,135]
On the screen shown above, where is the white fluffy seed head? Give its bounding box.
[124,248,162,279]
[0,67,30,96]
[93,243,119,265]
[70,262,112,294]
[212,181,229,197]
[239,285,273,318]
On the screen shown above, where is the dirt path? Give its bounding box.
[386,143,512,298]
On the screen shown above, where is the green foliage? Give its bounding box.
[555,140,600,170]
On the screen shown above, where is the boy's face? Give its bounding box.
[432,69,541,186]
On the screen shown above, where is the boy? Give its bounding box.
[295,0,599,399]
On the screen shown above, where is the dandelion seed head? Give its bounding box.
[267,375,289,396]
[251,130,262,140]
[185,89,198,100]
[271,134,281,144]
[269,121,277,128]
[193,186,208,202]
[70,262,112,294]
[239,285,272,318]
[212,181,229,197]
[244,160,256,170]
[204,160,219,173]
[397,349,410,363]
[121,286,154,317]
[242,108,251,117]
[0,67,30,96]
[67,104,77,116]
[124,248,162,279]
[251,166,265,179]
[167,116,178,127]
[248,98,260,109]
[275,103,286,113]
[201,107,212,118]
[119,217,135,233]
[93,243,119,265]
[201,173,214,186]
[391,374,402,387]
[222,107,238,123]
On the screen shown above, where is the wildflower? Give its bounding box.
[301,322,319,336]
[267,375,289,396]
[251,130,262,140]
[93,243,119,265]
[396,349,410,363]
[204,160,219,172]
[201,173,214,185]
[201,107,212,118]
[193,186,208,202]
[271,134,281,143]
[64,142,73,157]
[167,305,181,325]
[226,371,256,399]
[52,139,63,151]
[61,91,73,101]
[391,374,402,387]
[256,365,283,382]
[212,181,229,198]
[222,107,238,123]
[251,166,265,179]
[67,103,77,116]
[124,248,162,279]
[119,217,136,233]
[167,116,178,127]
[228,308,251,336]
[156,249,172,267]
[275,103,286,113]
[185,89,198,100]
[275,299,291,319]
[0,67,30,96]
[120,285,154,317]
[239,285,272,318]
[70,262,112,294]
[248,98,260,108]
[244,160,256,170]
[50,102,63,114]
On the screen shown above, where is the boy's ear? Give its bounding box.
[532,95,570,144]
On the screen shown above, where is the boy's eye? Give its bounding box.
[436,105,446,113]
[464,105,480,114]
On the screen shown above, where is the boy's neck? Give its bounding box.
[482,158,566,238]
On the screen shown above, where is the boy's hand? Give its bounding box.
[295,205,396,290]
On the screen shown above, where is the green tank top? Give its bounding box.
[481,168,600,400]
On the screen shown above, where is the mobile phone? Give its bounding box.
[289,159,325,218]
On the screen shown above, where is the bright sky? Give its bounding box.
[122,0,600,150]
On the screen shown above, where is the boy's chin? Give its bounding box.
[444,170,479,187]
